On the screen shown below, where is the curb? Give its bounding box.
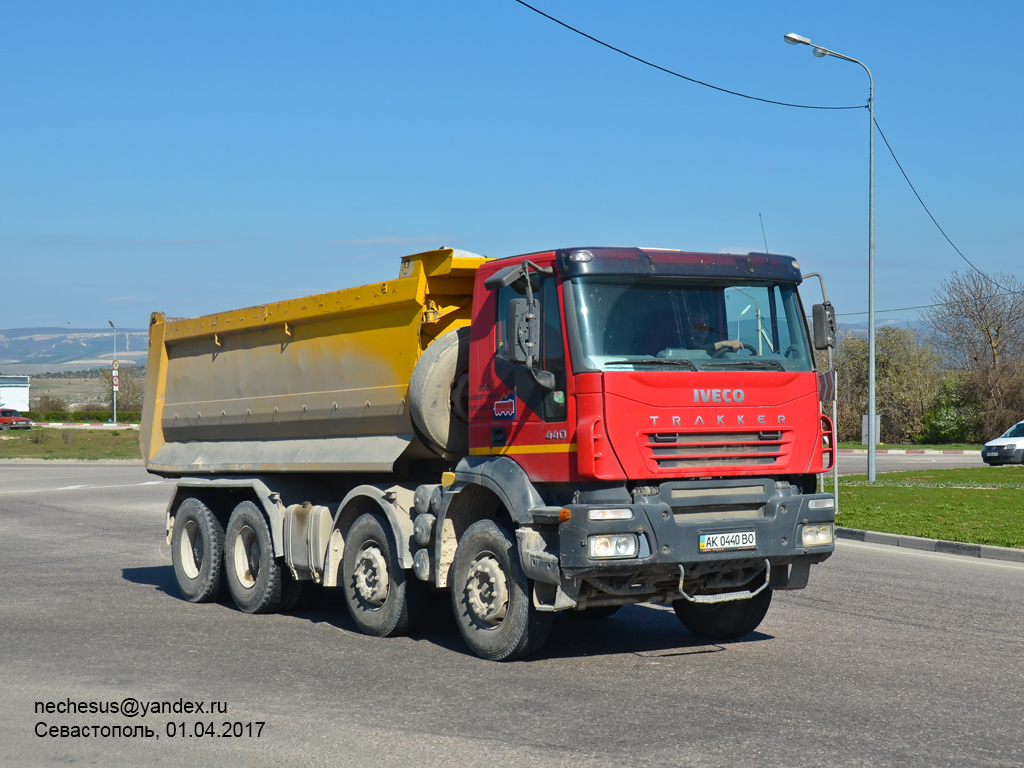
[837,449,981,455]
[836,527,1024,563]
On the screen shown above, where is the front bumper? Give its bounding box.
[557,478,835,579]
[982,447,1022,465]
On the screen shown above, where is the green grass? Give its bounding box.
[0,428,142,460]
[826,466,1024,549]
[837,441,982,451]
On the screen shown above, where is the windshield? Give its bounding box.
[569,277,814,372]
[1000,423,1024,438]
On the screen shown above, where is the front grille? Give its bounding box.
[643,431,790,471]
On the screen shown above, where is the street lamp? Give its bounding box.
[784,32,877,482]
[108,320,117,425]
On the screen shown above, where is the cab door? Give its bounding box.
[469,266,576,483]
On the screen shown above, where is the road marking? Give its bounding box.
[0,480,169,496]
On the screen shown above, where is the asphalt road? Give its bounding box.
[1,463,1022,767]
[837,450,984,475]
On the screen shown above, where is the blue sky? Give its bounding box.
[2,1,1021,330]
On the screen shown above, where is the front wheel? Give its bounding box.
[224,501,284,614]
[450,519,553,661]
[341,513,425,637]
[672,588,772,641]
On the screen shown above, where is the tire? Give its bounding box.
[278,570,311,612]
[170,497,226,603]
[450,519,554,661]
[409,326,470,456]
[672,588,772,641]
[342,513,426,637]
[224,501,284,614]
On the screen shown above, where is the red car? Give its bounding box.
[0,409,33,430]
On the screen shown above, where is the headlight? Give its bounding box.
[1005,444,1016,450]
[588,534,639,559]
[801,523,834,547]
[587,508,634,521]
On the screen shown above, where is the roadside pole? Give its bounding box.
[112,361,119,425]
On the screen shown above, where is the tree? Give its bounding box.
[100,366,146,412]
[921,270,1024,438]
[919,370,982,444]
[834,325,941,444]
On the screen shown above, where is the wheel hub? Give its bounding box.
[466,555,509,626]
[354,545,390,605]
[233,526,260,589]
[180,520,202,579]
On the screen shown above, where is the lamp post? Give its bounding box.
[108,320,117,425]
[784,32,876,482]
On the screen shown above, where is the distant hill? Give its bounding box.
[838,318,924,334]
[0,328,148,373]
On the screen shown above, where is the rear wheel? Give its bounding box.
[342,513,425,637]
[672,588,772,641]
[224,501,284,614]
[451,519,553,661]
[170,497,225,603]
[279,570,310,612]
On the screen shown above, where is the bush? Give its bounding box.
[34,395,68,413]
[39,410,142,424]
[919,371,983,444]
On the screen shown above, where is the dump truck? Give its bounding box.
[142,246,838,660]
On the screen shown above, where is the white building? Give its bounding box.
[0,376,30,411]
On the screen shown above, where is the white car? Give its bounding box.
[982,420,1024,465]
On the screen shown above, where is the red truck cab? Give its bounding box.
[445,246,835,638]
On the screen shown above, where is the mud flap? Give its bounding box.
[769,562,810,590]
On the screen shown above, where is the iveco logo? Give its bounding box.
[694,388,745,403]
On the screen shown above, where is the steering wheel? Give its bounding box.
[711,343,757,358]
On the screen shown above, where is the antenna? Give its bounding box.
[759,213,770,254]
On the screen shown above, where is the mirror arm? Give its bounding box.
[526,356,556,390]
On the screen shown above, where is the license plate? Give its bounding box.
[699,531,756,552]
[987,450,998,455]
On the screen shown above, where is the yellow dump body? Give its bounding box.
[140,248,487,475]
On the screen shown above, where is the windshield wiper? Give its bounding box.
[702,360,786,371]
[604,358,699,371]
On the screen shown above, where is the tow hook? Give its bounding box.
[677,561,771,604]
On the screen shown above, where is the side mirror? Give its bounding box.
[812,302,837,350]
[506,298,555,390]
[506,298,539,364]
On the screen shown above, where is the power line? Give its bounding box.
[872,119,1016,294]
[511,0,864,111]
[510,1,1019,306]
[837,288,1024,317]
